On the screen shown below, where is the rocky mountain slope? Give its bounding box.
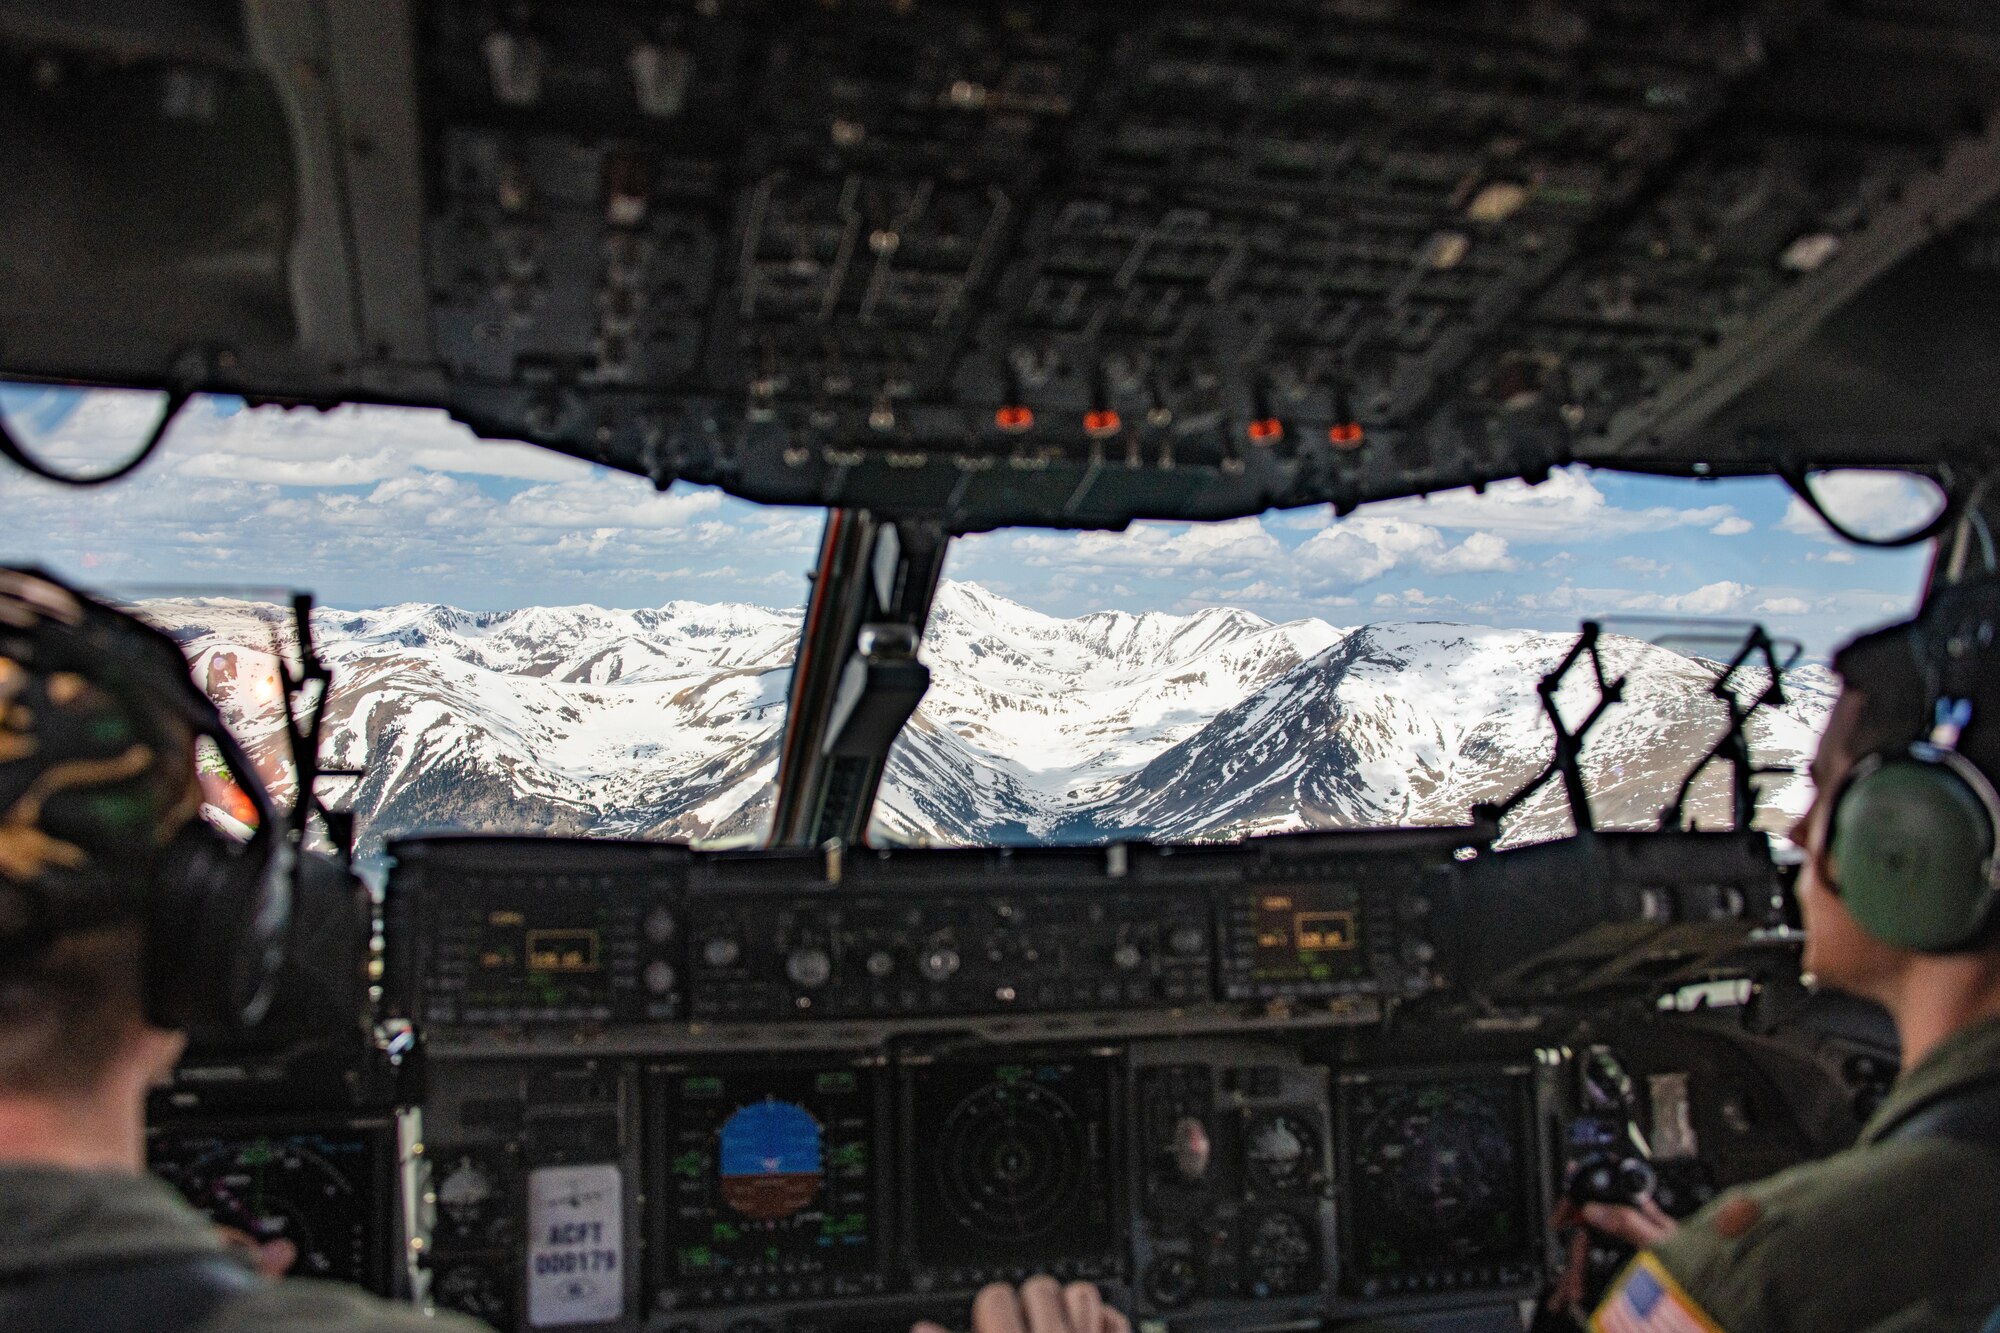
[136,582,1834,854]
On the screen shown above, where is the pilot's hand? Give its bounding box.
[1579,1196,1679,1248]
[913,1277,1131,1333]
[216,1226,298,1278]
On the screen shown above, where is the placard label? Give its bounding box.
[527,1163,623,1326]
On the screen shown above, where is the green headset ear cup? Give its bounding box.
[1829,753,2000,952]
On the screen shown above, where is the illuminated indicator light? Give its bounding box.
[1083,409,1122,437]
[995,405,1034,433]
[1466,181,1528,224]
[1328,422,1365,448]
[1418,230,1470,271]
[1246,417,1284,444]
[1779,232,1841,273]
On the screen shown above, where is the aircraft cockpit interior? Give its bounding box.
[4,3,1999,1331]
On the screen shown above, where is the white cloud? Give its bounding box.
[1295,515,1515,587]
[1005,518,1287,581]
[1665,581,1751,615]
[1559,581,1752,616]
[0,396,817,609]
[1758,596,1812,615]
[1429,530,1514,574]
[1358,468,1743,543]
[1780,472,1944,543]
[12,393,585,487]
[1807,548,1858,565]
[500,477,722,532]
[1615,557,1669,576]
[1003,512,1514,596]
[1711,516,1753,536]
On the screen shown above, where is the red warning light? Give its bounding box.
[1083,409,1122,438]
[1328,421,1365,447]
[1246,417,1284,444]
[995,405,1034,433]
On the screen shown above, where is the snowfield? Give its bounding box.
[136,582,1835,853]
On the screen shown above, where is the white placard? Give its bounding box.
[526,1163,624,1327]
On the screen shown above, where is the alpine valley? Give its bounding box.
[140,581,1835,855]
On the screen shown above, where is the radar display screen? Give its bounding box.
[654,1064,883,1302]
[1337,1071,1540,1298]
[908,1057,1118,1282]
[148,1119,396,1294]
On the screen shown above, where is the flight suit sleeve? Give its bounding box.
[1590,1138,2000,1333]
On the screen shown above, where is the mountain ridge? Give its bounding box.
[137,581,1834,854]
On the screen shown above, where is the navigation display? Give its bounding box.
[148,1120,396,1293]
[907,1057,1119,1284]
[1336,1071,1541,1298]
[653,1065,883,1303]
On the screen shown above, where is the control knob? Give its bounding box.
[1112,942,1144,971]
[786,947,833,990]
[644,960,676,995]
[1169,925,1207,956]
[702,937,741,969]
[644,906,677,944]
[1245,1112,1317,1192]
[1567,1153,1658,1207]
[1170,1116,1211,1181]
[865,949,896,978]
[1244,1210,1317,1297]
[921,944,961,983]
[1144,1255,1199,1309]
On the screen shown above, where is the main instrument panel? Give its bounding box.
[418,1048,1548,1333]
[138,830,1805,1333]
[385,835,1582,1332]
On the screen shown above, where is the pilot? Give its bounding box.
[0,569,492,1333]
[1580,587,2000,1332]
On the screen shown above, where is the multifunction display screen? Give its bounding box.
[655,1065,882,1302]
[437,901,620,1022]
[907,1058,1119,1284]
[148,1121,394,1293]
[1337,1071,1541,1298]
[1233,885,1371,993]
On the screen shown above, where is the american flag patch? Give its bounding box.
[1592,1254,1726,1333]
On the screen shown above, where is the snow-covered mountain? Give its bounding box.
[134,582,1836,854]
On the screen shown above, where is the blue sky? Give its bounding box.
[0,385,1931,658]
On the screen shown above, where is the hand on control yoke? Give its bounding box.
[913,1277,1131,1333]
[1578,1195,1679,1248]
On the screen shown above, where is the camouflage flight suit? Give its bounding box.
[0,1164,494,1333]
[1591,1014,2000,1333]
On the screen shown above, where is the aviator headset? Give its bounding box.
[1825,583,2000,953]
[0,568,292,1032]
